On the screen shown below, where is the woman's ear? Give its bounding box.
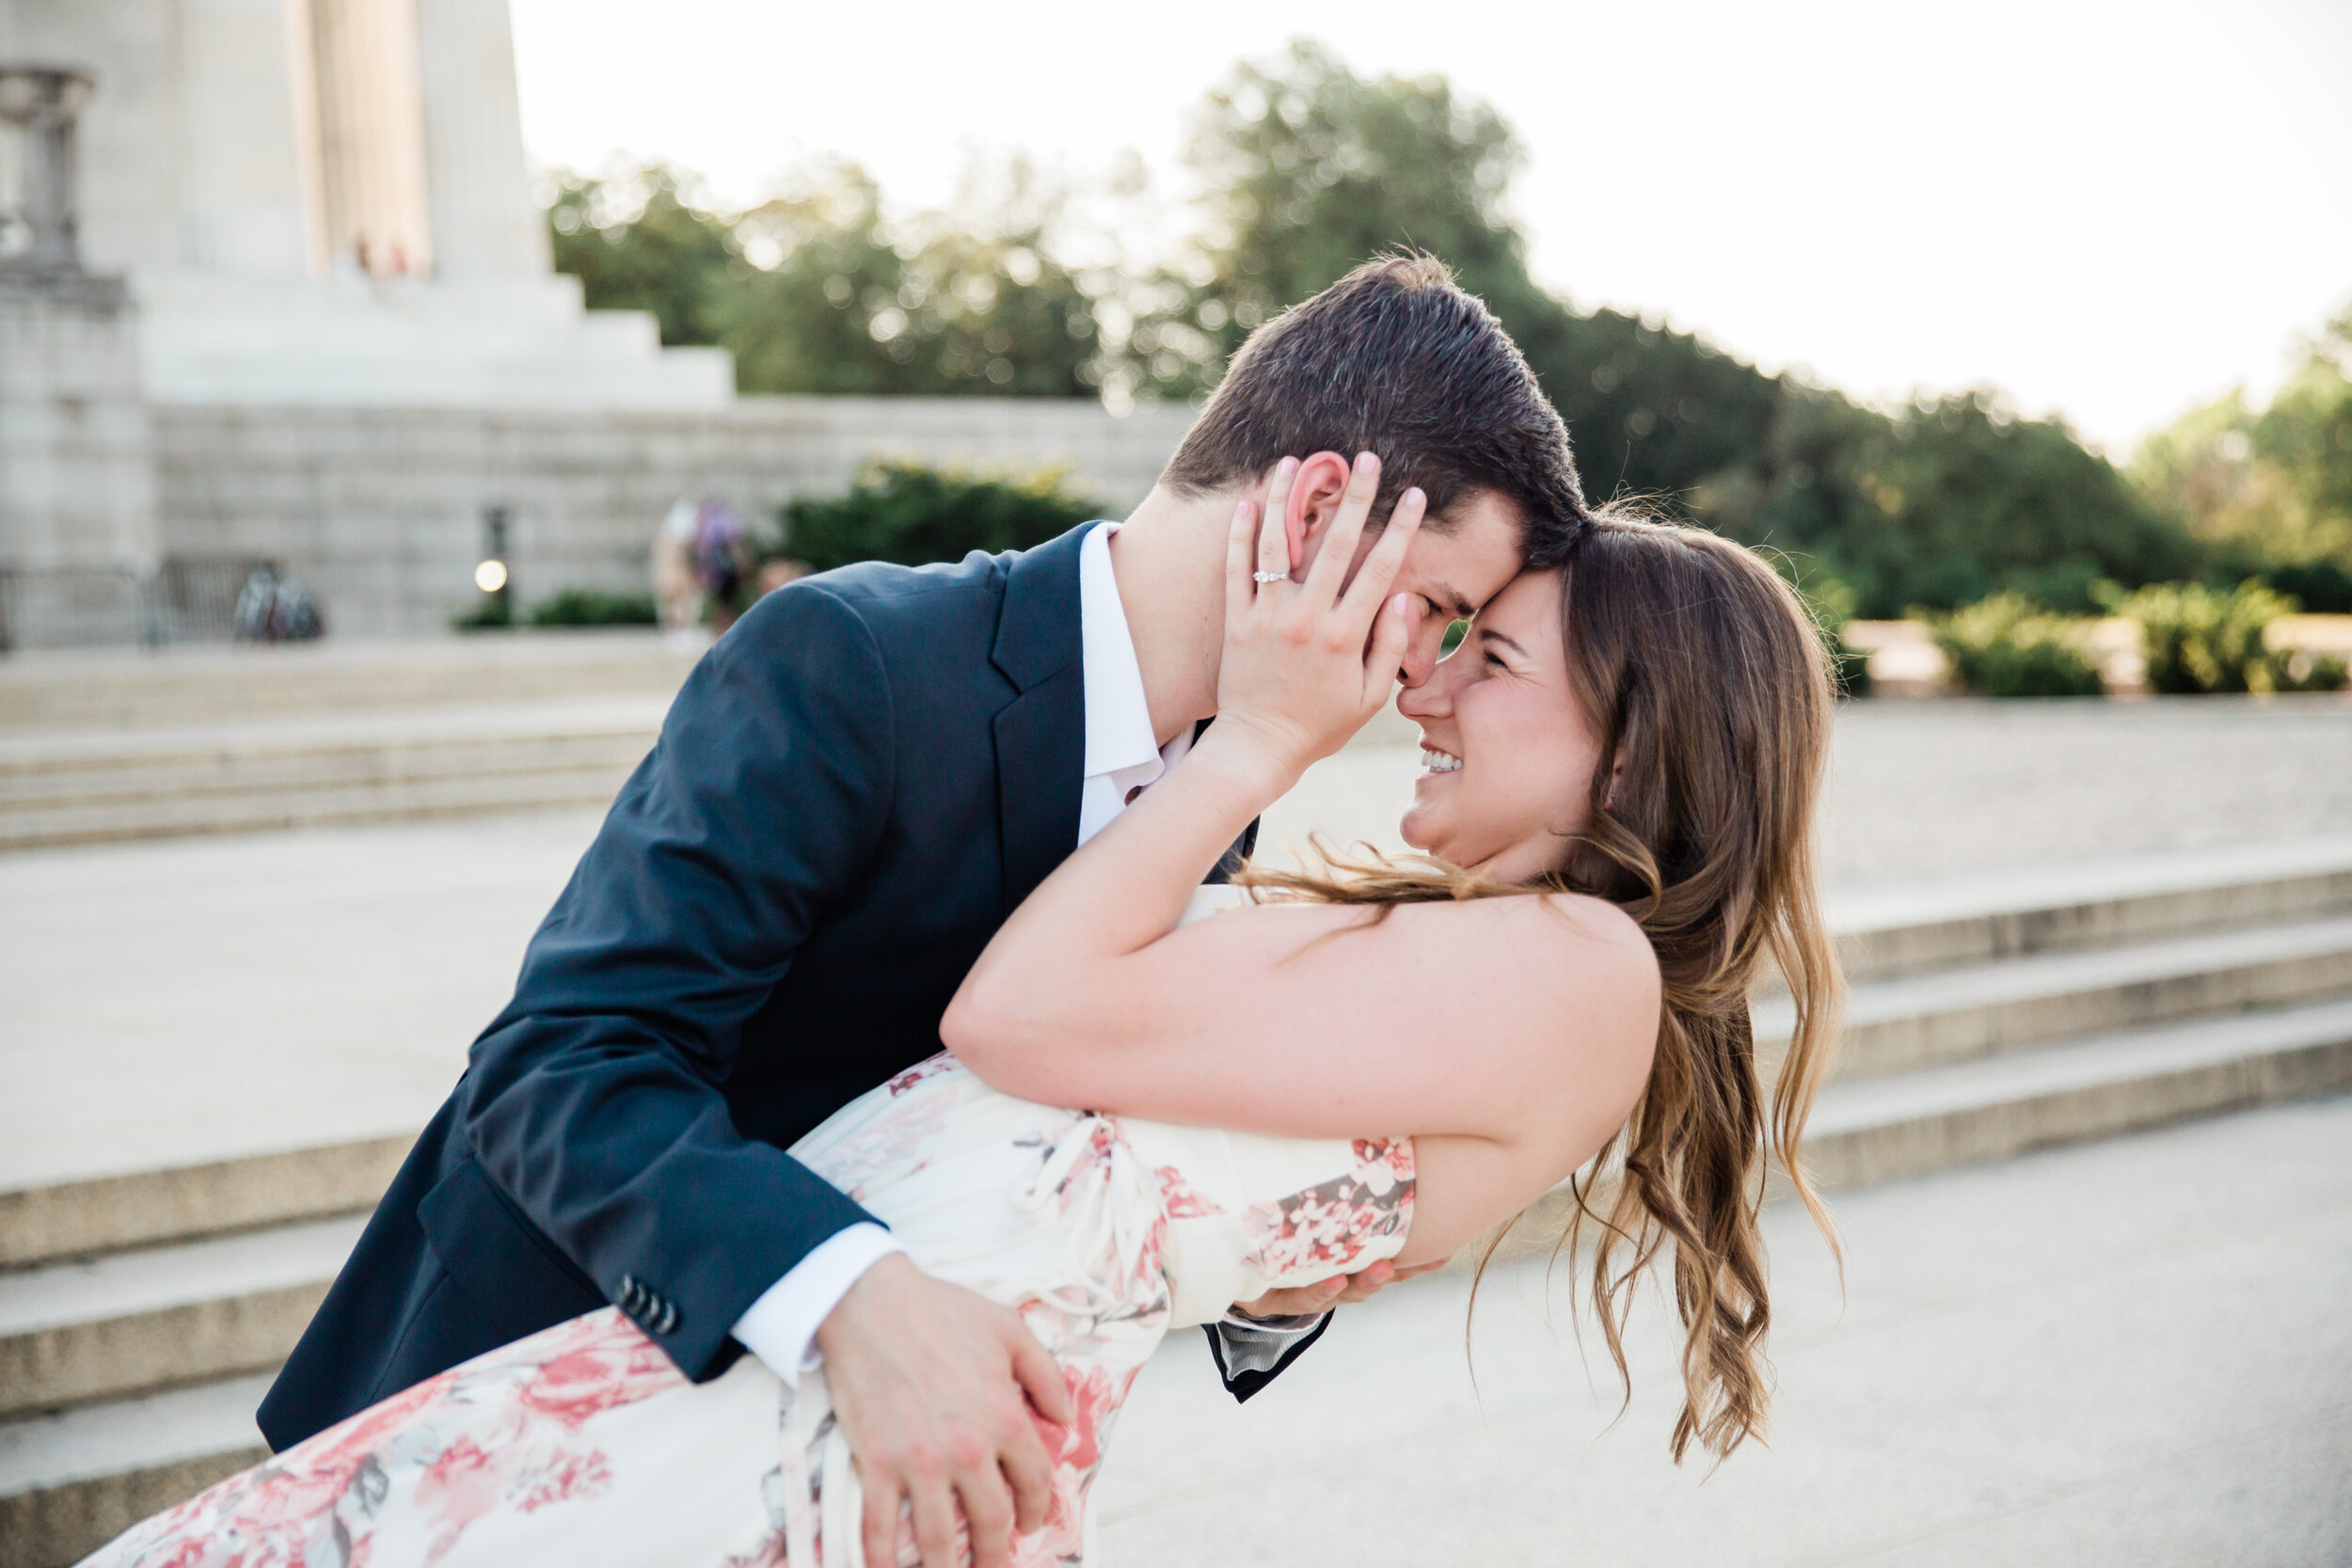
[1282,451,1354,578]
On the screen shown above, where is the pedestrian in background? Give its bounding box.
[652,498,705,652]
[694,499,753,637]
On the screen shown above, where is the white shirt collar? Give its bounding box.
[1078,521,1163,780]
[1075,521,1196,847]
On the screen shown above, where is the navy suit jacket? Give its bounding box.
[260,525,1268,1449]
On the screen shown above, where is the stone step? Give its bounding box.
[0,766,638,850]
[0,1216,364,1419]
[0,1372,272,1568]
[1804,995,2352,1188]
[1823,834,2352,983]
[0,742,652,814]
[0,1135,412,1272]
[1760,914,2352,1079]
[0,637,698,733]
[0,696,668,848]
[0,736,652,809]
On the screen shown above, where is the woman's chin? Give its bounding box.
[1397,805,1440,855]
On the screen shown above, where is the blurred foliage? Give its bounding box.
[1772,390,2194,616]
[549,160,1101,396]
[548,166,734,347]
[1921,594,2104,699]
[547,40,2205,616]
[528,589,659,627]
[2094,578,2346,695]
[451,599,511,631]
[776,461,1104,575]
[1149,41,2192,617]
[2129,309,2352,612]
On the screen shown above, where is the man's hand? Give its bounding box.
[814,1253,1073,1568]
[1232,1258,1450,1318]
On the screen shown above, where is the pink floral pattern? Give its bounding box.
[1242,1137,1416,1283]
[1151,1164,1226,1219]
[86,1309,685,1568]
[87,1059,1414,1568]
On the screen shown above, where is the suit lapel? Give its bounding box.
[990,526,1091,915]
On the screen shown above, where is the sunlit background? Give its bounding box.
[510,0,2352,455]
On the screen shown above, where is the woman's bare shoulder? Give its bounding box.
[1373,891,1660,1036]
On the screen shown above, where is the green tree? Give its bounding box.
[2131,306,2352,610]
[778,461,1103,573]
[549,159,1103,398]
[543,45,2200,622]
[546,166,734,347]
[1739,391,2194,616]
[1150,40,1785,501]
[1161,40,2188,616]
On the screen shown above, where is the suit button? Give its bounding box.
[653,1299,679,1336]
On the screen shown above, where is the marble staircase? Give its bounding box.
[4,837,2350,1566]
[0,638,698,851]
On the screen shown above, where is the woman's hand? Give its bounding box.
[1208,451,1427,787]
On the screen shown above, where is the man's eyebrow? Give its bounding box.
[1431,582,1475,621]
[1476,626,1532,658]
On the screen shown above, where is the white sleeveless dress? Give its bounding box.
[85,888,1416,1568]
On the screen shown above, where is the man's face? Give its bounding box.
[1327,489,1526,689]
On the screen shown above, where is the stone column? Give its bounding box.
[304,0,434,277]
[415,0,547,280]
[0,0,185,279]
[171,0,315,278]
[0,63,89,272]
[0,62,159,648]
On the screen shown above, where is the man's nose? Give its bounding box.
[1395,617,1445,690]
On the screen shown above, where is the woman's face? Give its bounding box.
[1396,570,1604,882]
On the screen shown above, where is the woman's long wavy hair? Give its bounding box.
[1239,510,1844,1464]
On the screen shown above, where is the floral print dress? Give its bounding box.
[85,897,1415,1568]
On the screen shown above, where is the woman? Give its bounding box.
[83,497,1841,1568]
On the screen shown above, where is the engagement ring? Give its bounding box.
[1252,571,1287,583]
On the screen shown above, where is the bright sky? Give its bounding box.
[509,0,2351,456]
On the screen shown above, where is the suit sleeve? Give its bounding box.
[455,582,896,1381]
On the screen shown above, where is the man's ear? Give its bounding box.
[1281,451,1354,578]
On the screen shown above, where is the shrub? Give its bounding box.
[778,460,1104,575]
[451,600,511,632]
[2276,650,2351,692]
[529,589,660,627]
[2092,578,2344,694]
[1922,594,2104,698]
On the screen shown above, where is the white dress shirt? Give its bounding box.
[732,521,1200,1384]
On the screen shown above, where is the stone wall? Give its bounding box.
[152,397,1200,636]
[0,277,156,569]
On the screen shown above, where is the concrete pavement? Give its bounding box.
[1092,1092,2352,1566]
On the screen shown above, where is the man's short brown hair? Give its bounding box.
[1162,255,1586,566]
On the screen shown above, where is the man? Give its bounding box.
[262,255,1587,1566]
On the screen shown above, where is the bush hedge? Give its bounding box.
[2095,579,2348,694]
[529,589,660,627]
[1923,594,2104,698]
[777,461,1104,575]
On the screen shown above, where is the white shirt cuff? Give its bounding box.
[731,1223,906,1387]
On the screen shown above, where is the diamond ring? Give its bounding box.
[1252,571,1287,583]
